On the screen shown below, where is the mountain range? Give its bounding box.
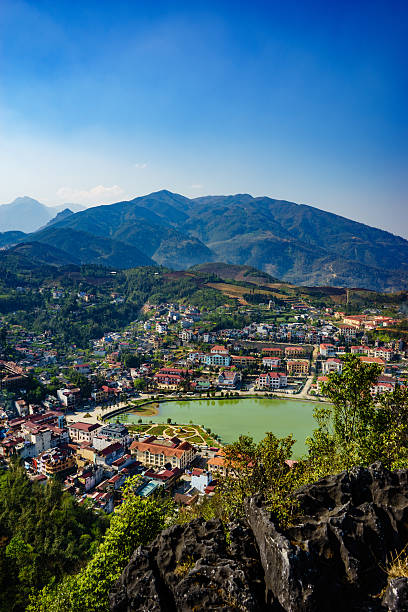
[0,241,81,271]
[0,190,407,291]
[0,197,84,233]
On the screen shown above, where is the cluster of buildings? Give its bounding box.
[1,298,407,417]
[0,360,27,390]
[335,313,399,331]
[0,406,216,512]
[0,292,407,515]
[315,341,405,396]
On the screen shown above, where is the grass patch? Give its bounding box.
[129,402,160,416]
[174,555,195,578]
[202,434,218,445]
[127,424,150,433]
[187,435,204,444]
[386,545,408,580]
[146,424,167,436]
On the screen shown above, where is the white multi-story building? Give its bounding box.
[256,372,287,389]
[68,422,101,443]
[217,371,240,388]
[373,347,394,362]
[57,388,80,408]
[262,357,281,369]
[191,468,212,493]
[155,322,168,334]
[321,358,343,375]
[319,344,337,358]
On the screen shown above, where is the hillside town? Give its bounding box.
[1,2,407,608]
[0,296,407,513]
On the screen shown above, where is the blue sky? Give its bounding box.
[0,0,407,236]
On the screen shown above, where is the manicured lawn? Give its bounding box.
[145,424,167,435]
[127,423,150,433]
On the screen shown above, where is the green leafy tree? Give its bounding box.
[133,378,146,392]
[0,326,7,346]
[323,355,380,447]
[368,386,408,469]
[121,353,143,369]
[29,477,173,612]
[66,369,92,398]
[307,355,408,472]
[5,535,37,590]
[181,433,301,528]
[0,465,107,611]
[309,355,380,469]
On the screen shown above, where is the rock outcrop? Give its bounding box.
[110,518,266,611]
[110,462,408,611]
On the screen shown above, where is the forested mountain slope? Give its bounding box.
[5,190,408,291]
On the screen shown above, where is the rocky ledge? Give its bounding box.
[110,462,408,611]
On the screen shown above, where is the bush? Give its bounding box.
[0,466,108,611]
[28,477,173,612]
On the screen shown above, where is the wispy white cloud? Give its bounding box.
[134,162,148,169]
[190,184,203,189]
[56,184,124,205]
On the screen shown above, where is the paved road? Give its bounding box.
[65,400,131,424]
[65,344,323,426]
[297,375,314,398]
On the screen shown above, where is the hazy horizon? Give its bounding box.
[1,187,408,241]
[1,1,406,237]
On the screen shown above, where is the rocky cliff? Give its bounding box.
[110,463,408,611]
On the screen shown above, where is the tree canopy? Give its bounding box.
[28,477,173,612]
[0,465,108,611]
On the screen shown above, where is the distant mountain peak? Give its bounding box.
[8,196,44,207]
[41,208,74,230]
[54,202,86,213]
[0,196,56,233]
[3,189,406,291]
[131,189,191,205]
[150,189,174,196]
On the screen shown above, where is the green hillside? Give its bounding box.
[4,190,408,291]
[0,242,80,269]
[29,227,155,269]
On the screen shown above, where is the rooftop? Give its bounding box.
[69,422,101,432]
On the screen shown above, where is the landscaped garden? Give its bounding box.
[126,420,220,447]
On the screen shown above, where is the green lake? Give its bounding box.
[118,398,322,457]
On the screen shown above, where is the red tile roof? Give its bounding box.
[130,436,193,458]
[69,422,101,432]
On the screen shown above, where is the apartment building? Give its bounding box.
[130,436,195,469]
